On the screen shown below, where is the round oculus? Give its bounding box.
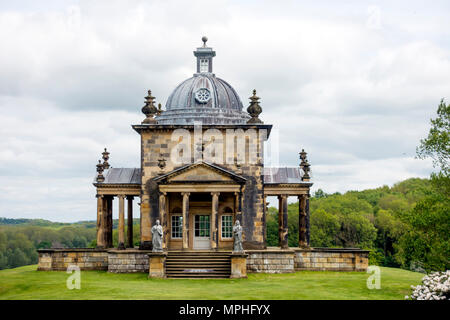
[195,88,211,103]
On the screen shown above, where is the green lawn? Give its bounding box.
[0,265,423,300]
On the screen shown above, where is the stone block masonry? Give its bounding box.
[148,252,167,278]
[230,253,248,278]
[246,250,295,273]
[37,249,108,271]
[294,248,369,272]
[107,249,151,273]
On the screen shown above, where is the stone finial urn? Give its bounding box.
[141,90,158,124]
[96,160,105,182]
[246,89,263,124]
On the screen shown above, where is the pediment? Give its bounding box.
[153,162,246,184]
[169,166,233,182]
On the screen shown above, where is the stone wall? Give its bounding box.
[107,250,151,273]
[38,247,369,273]
[246,250,295,273]
[294,248,369,271]
[37,249,108,271]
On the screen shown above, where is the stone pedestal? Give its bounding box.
[148,252,167,278]
[230,253,248,279]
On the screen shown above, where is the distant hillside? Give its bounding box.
[0,217,100,229]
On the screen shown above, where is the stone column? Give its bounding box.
[263,195,267,246]
[127,196,133,248]
[211,192,220,250]
[280,195,289,249]
[117,195,125,249]
[182,192,190,250]
[277,195,283,247]
[306,194,310,246]
[106,196,113,248]
[140,195,152,250]
[235,191,243,223]
[298,194,308,247]
[234,192,239,221]
[159,192,167,249]
[96,194,105,248]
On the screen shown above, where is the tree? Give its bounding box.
[416,98,449,175]
[310,209,340,247]
[396,193,450,272]
[336,212,377,248]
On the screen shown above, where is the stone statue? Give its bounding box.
[233,220,244,252]
[151,220,163,252]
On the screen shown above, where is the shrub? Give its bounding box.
[406,270,450,300]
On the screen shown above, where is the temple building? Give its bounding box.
[37,38,368,278]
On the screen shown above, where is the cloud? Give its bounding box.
[0,0,448,221]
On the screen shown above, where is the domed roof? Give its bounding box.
[156,39,250,125]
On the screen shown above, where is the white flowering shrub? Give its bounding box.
[406,270,450,300]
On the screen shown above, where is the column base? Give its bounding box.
[117,242,125,250]
[139,241,153,250]
[298,241,310,249]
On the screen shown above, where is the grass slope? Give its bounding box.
[0,265,423,300]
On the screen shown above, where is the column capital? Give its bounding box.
[159,191,167,196]
[96,194,104,198]
[278,194,288,200]
[211,192,220,197]
[181,192,190,197]
[117,194,126,199]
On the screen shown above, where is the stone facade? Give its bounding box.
[37,249,108,271]
[136,125,271,250]
[107,250,150,273]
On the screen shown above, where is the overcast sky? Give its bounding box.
[0,0,448,222]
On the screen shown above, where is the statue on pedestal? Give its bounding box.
[233,220,243,252]
[151,220,163,252]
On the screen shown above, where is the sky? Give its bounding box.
[0,0,448,222]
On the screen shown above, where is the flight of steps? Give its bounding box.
[166,251,232,278]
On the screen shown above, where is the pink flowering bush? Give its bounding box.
[406,270,450,300]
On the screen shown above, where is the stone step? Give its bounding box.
[166,257,230,262]
[167,274,231,278]
[165,252,232,278]
[167,266,230,268]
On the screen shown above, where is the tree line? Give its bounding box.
[0,175,447,272]
[266,177,448,272]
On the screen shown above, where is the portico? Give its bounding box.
[152,162,246,251]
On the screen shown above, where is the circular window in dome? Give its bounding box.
[195,88,211,104]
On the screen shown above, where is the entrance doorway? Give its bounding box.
[193,214,211,249]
